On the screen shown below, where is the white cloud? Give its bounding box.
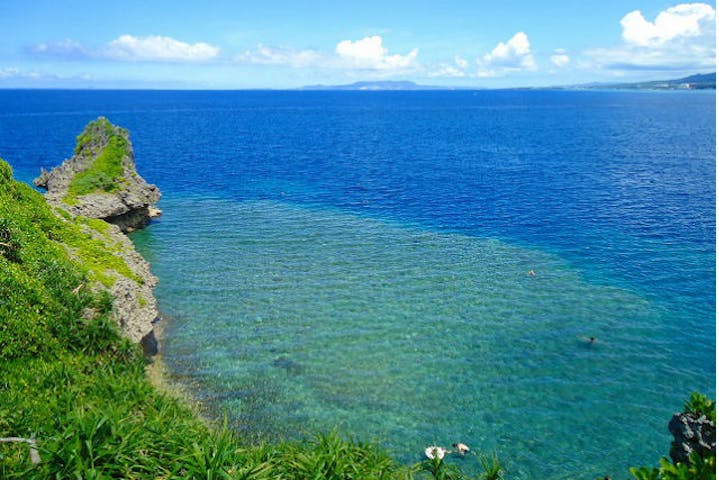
[0,67,58,81]
[30,39,87,58]
[477,32,536,77]
[550,49,570,68]
[621,3,715,46]
[428,65,466,78]
[30,35,220,62]
[235,35,419,73]
[583,3,715,73]
[0,67,21,78]
[103,35,219,62]
[236,44,324,67]
[335,35,419,70]
[429,56,471,78]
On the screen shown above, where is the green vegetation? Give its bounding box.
[627,392,716,480]
[64,117,129,204]
[629,453,715,480]
[684,392,716,424]
[0,160,139,289]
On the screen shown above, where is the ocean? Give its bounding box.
[0,89,714,479]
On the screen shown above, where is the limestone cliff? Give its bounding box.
[34,117,161,233]
[29,118,162,351]
[75,217,160,352]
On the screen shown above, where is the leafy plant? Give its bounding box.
[479,453,504,480]
[684,392,716,423]
[630,465,661,480]
[420,454,464,480]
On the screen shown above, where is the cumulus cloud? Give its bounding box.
[236,35,419,73]
[483,32,535,68]
[550,49,570,68]
[584,3,715,73]
[621,3,715,46]
[30,35,220,62]
[428,33,537,79]
[103,35,219,61]
[335,35,419,70]
[477,32,536,77]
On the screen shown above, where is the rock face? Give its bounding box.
[79,219,160,350]
[34,117,161,233]
[668,412,716,464]
[34,117,162,349]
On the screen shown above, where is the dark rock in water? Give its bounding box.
[272,356,303,375]
[668,412,716,464]
[141,329,159,356]
[33,117,161,233]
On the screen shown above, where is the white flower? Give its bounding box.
[425,446,447,459]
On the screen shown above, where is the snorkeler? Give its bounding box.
[452,442,470,455]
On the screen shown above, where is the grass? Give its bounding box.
[64,117,129,205]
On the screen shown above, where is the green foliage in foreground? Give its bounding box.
[627,392,716,480]
[0,160,124,361]
[684,392,716,424]
[64,117,129,204]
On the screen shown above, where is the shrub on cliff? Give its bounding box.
[0,160,120,361]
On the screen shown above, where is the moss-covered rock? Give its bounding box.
[34,117,161,233]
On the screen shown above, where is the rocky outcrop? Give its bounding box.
[34,117,161,233]
[33,118,162,350]
[669,411,716,464]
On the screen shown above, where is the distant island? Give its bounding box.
[300,73,715,91]
[578,72,715,91]
[299,80,449,91]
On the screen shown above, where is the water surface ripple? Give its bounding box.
[0,89,714,479]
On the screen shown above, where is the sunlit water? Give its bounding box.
[1,89,714,479]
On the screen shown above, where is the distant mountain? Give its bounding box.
[299,73,715,92]
[582,72,715,90]
[299,80,450,91]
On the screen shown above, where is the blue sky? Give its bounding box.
[0,1,715,88]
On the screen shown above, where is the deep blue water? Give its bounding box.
[0,89,715,479]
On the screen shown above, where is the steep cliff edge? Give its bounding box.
[34,117,161,233]
[12,117,162,349]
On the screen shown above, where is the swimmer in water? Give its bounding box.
[452,443,470,455]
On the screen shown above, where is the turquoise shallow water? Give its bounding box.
[132,197,703,479]
[2,89,713,479]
